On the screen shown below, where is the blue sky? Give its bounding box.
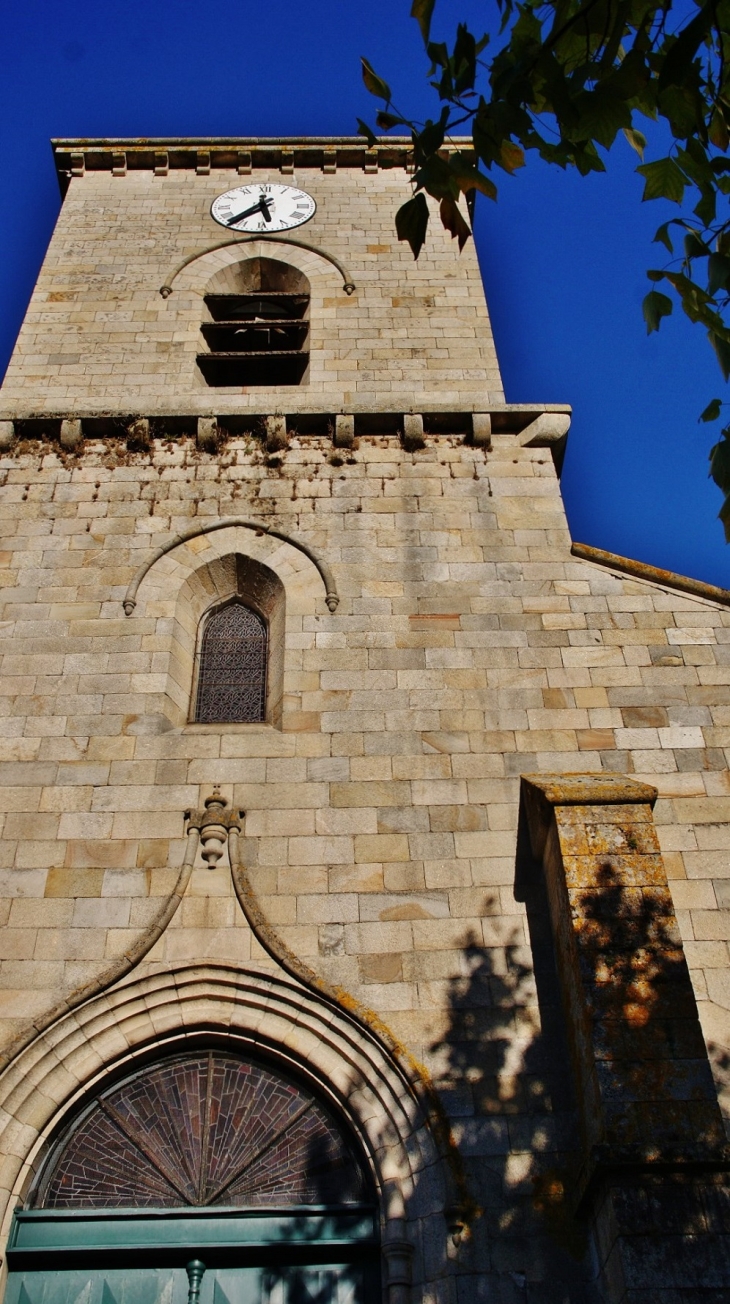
[0,0,727,587]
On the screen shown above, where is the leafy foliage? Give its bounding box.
[361,0,730,539]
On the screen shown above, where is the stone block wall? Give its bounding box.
[0,151,504,418]
[0,138,729,1302]
[0,427,728,1299]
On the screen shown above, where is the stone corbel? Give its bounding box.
[0,422,15,452]
[60,419,83,451]
[334,414,354,449]
[517,411,571,448]
[186,789,243,868]
[402,414,425,452]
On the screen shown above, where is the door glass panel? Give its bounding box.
[5,1268,370,1304]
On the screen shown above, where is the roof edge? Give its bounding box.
[571,541,730,608]
[51,136,475,192]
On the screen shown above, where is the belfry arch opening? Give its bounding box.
[197,257,310,387]
[8,1047,379,1304]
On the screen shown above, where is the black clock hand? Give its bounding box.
[225,197,273,226]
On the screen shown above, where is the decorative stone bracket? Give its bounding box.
[186,788,243,868]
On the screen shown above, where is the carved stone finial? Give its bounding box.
[187,788,242,869]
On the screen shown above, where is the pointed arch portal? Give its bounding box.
[6,1049,379,1304]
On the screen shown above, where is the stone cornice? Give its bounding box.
[51,136,471,190]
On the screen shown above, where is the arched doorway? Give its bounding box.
[6,1050,379,1304]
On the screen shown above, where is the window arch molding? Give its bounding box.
[129,527,327,730]
[168,239,340,399]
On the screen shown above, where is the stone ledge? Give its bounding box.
[522,772,658,808]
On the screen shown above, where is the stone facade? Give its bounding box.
[0,138,728,1304]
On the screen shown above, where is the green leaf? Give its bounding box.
[657,84,704,139]
[709,431,730,494]
[356,119,378,148]
[684,231,709,260]
[701,399,723,423]
[452,23,480,95]
[709,330,730,381]
[658,1,716,93]
[646,269,666,282]
[376,111,408,131]
[410,0,436,44]
[653,222,675,254]
[361,58,392,102]
[449,151,498,198]
[569,86,632,149]
[396,192,430,258]
[415,109,450,163]
[414,152,460,200]
[643,289,673,333]
[636,157,687,204]
[500,140,525,173]
[708,253,730,296]
[623,127,647,160]
[710,109,730,153]
[718,492,730,543]
[439,196,472,250]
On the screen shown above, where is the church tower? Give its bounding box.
[0,137,728,1304]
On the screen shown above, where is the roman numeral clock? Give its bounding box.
[211,184,316,233]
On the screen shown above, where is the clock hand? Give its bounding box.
[225,197,273,226]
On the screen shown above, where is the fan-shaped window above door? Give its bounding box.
[36,1051,370,1209]
[197,257,310,387]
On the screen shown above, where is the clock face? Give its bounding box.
[211,184,316,234]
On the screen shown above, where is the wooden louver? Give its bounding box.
[197,292,310,387]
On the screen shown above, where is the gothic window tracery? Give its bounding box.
[37,1051,370,1209]
[194,601,267,724]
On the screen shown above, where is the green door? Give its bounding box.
[6,1264,370,1304]
[5,1209,379,1304]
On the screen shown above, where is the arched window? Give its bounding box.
[195,601,267,724]
[198,257,310,387]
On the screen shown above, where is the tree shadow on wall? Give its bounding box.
[278,799,730,1304]
[426,799,730,1304]
[426,846,598,1304]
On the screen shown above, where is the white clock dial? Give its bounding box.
[211,184,316,233]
